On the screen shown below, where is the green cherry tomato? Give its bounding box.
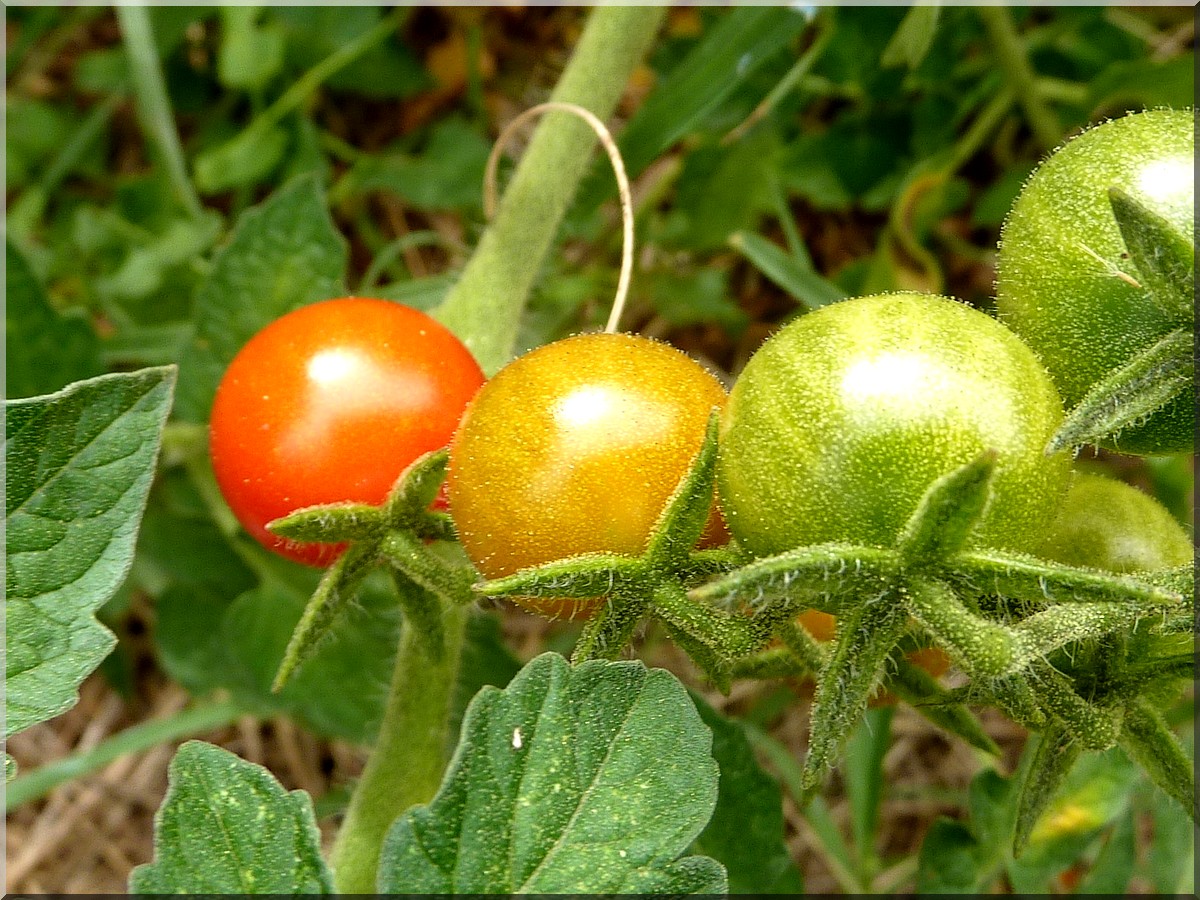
[995,108,1195,454]
[1036,472,1193,573]
[718,292,1072,557]
[210,297,485,566]
[447,332,728,619]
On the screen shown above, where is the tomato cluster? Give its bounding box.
[208,109,1191,650]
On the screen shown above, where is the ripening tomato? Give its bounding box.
[995,109,1195,454]
[1036,472,1194,573]
[448,332,728,619]
[718,292,1072,557]
[209,297,485,566]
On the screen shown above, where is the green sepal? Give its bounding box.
[571,590,649,664]
[383,448,450,526]
[729,646,808,681]
[1117,650,1196,695]
[1011,601,1145,663]
[1028,660,1123,751]
[954,549,1184,609]
[653,579,774,660]
[776,619,832,673]
[388,569,447,661]
[267,502,385,543]
[1141,562,1196,605]
[1012,721,1081,855]
[802,595,908,790]
[1118,699,1197,823]
[381,529,476,607]
[689,544,897,613]
[969,674,1047,731]
[476,554,648,601]
[660,619,734,693]
[271,541,377,692]
[644,413,720,569]
[885,653,999,756]
[904,577,1016,678]
[677,545,747,584]
[896,450,996,568]
[1108,186,1194,325]
[1047,328,1193,453]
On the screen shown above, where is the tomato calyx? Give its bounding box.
[270,449,474,691]
[693,449,1188,791]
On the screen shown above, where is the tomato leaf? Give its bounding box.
[175,176,347,422]
[690,695,804,894]
[5,239,102,399]
[129,741,332,893]
[1118,700,1196,824]
[1108,186,1194,325]
[729,230,846,310]
[896,450,996,567]
[378,653,726,893]
[5,366,175,739]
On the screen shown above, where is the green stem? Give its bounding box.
[5,699,241,810]
[330,601,468,893]
[434,5,667,374]
[976,6,1061,152]
[117,6,204,219]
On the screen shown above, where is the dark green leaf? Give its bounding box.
[729,230,846,310]
[1076,808,1135,895]
[5,239,102,398]
[378,653,725,893]
[916,818,980,894]
[129,741,332,893]
[174,176,347,422]
[690,695,803,894]
[5,367,175,738]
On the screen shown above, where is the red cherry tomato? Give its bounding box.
[448,332,728,619]
[209,297,485,566]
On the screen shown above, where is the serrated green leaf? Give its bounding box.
[5,367,175,738]
[1048,328,1193,453]
[5,238,101,398]
[1109,185,1193,324]
[897,450,996,567]
[378,653,725,893]
[690,695,804,894]
[729,230,846,310]
[174,176,347,421]
[129,741,332,894]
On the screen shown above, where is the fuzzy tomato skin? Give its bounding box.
[210,297,485,566]
[448,332,728,619]
[995,109,1195,454]
[718,292,1071,557]
[1036,472,1193,573]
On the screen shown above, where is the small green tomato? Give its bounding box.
[718,292,1072,557]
